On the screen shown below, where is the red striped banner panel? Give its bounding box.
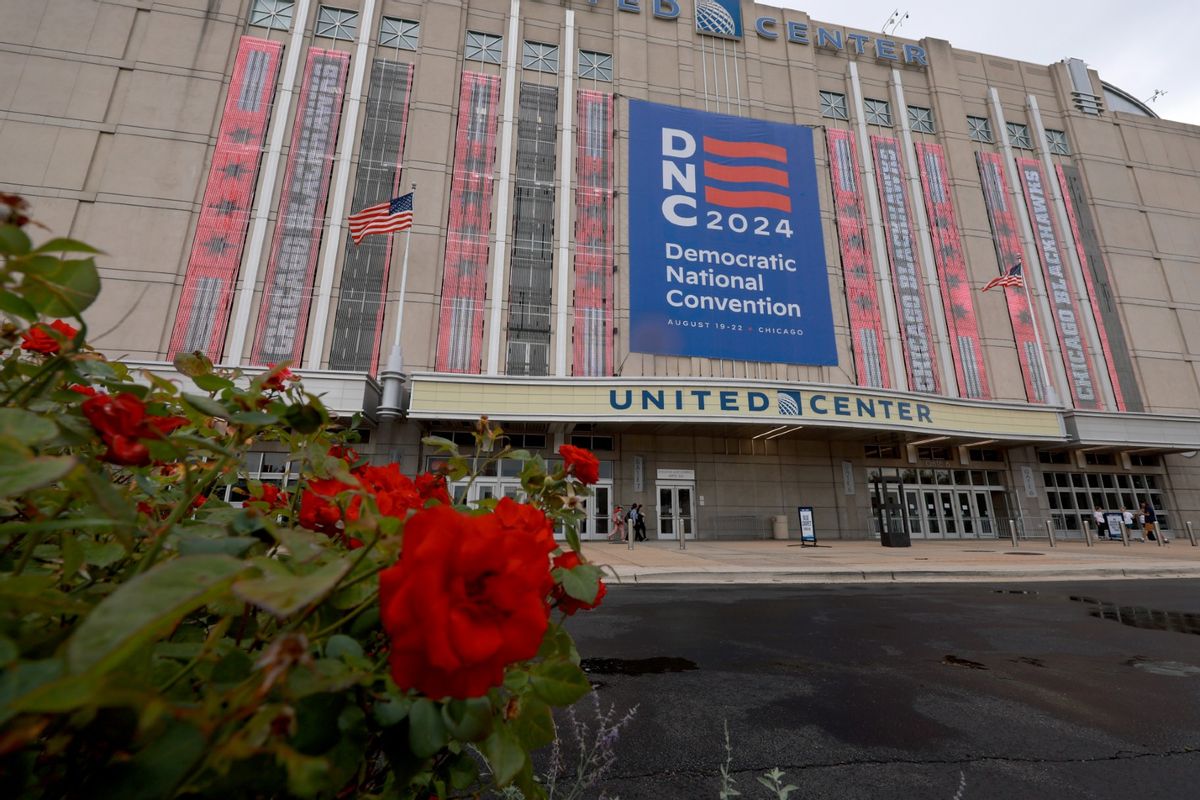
[572,90,615,377]
[251,48,350,366]
[825,129,890,389]
[915,142,990,399]
[1016,158,1101,409]
[976,151,1048,404]
[435,72,501,373]
[168,36,281,360]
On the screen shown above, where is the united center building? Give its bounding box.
[5,0,1200,542]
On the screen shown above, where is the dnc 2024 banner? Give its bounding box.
[628,99,836,365]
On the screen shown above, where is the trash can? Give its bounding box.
[771,515,789,540]
[880,527,911,548]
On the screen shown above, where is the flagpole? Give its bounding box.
[379,183,416,419]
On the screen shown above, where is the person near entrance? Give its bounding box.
[633,503,648,541]
[610,505,626,542]
[1092,506,1105,538]
[1122,507,1140,541]
[1142,501,1161,542]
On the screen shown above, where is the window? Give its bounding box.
[249,0,294,30]
[379,17,419,50]
[864,444,901,459]
[918,446,952,461]
[579,50,612,81]
[503,432,547,450]
[819,91,849,120]
[219,452,300,505]
[968,448,1003,463]
[1038,450,1071,464]
[315,5,357,40]
[465,31,503,64]
[1006,121,1033,149]
[1129,454,1161,467]
[1045,128,1070,155]
[571,434,615,452]
[966,115,992,143]
[430,430,478,447]
[907,105,935,133]
[522,41,559,73]
[1084,452,1116,466]
[864,98,892,126]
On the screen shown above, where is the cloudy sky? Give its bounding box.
[771,0,1198,125]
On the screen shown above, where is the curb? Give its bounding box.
[615,567,1200,585]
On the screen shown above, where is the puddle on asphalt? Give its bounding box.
[993,589,1038,595]
[1003,552,1045,556]
[580,656,699,676]
[1070,596,1200,635]
[1124,656,1200,677]
[942,654,988,670]
[1014,656,1047,668]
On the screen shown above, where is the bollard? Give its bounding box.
[1083,521,1093,547]
[1044,519,1056,547]
[1121,522,1130,547]
[1009,519,1019,548]
[1154,521,1164,546]
[628,531,634,551]
[1187,521,1197,547]
[679,531,687,551]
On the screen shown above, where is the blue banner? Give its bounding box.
[628,100,836,365]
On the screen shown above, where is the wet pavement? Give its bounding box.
[557,580,1200,799]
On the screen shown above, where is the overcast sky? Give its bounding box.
[770,0,1199,125]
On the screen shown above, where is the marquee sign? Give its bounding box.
[407,376,1067,441]
[627,100,836,365]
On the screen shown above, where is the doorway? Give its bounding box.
[655,483,696,540]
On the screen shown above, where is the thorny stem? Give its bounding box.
[134,454,234,576]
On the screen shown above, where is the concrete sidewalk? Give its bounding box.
[579,536,1200,584]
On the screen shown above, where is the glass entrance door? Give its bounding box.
[656,483,696,540]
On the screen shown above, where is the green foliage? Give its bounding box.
[0,201,610,799]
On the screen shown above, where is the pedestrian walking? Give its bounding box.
[610,504,626,542]
[1122,507,1138,541]
[634,503,648,541]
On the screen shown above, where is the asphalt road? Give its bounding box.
[555,580,1200,800]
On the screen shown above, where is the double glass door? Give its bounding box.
[656,483,696,540]
[870,470,1004,540]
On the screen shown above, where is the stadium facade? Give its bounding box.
[5,0,1200,542]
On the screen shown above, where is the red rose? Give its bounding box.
[298,477,360,535]
[558,444,600,485]
[262,364,295,392]
[551,550,607,615]
[355,463,422,518]
[256,483,289,508]
[20,320,78,354]
[68,384,99,397]
[413,472,452,506]
[493,496,557,552]
[328,444,361,465]
[80,392,187,466]
[379,504,556,698]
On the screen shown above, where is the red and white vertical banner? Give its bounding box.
[914,143,990,399]
[169,36,282,360]
[1015,158,1101,410]
[435,72,502,373]
[571,90,614,377]
[825,129,890,389]
[871,136,940,394]
[976,151,1048,404]
[1056,164,1129,411]
[250,48,350,366]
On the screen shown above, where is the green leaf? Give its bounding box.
[372,694,412,727]
[0,408,57,445]
[231,411,279,426]
[32,236,102,255]
[0,289,38,321]
[529,660,591,706]
[279,746,333,797]
[0,455,76,497]
[93,719,205,800]
[283,403,323,434]
[210,649,253,685]
[511,696,555,751]
[421,435,460,456]
[408,698,448,758]
[20,256,101,316]
[181,393,229,419]
[482,724,527,786]
[0,658,64,724]
[233,557,351,619]
[447,751,480,790]
[0,224,32,255]
[554,562,603,604]
[65,554,247,675]
[441,697,493,742]
[81,540,126,568]
[0,575,90,615]
[272,527,329,564]
[324,634,363,661]
[536,623,580,666]
[192,373,234,392]
[61,532,84,578]
[175,533,259,558]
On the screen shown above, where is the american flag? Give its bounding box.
[348,191,414,244]
[701,135,791,213]
[982,261,1024,292]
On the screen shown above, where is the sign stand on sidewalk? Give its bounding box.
[797,506,817,547]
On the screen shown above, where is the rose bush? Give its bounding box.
[0,195,611,799]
